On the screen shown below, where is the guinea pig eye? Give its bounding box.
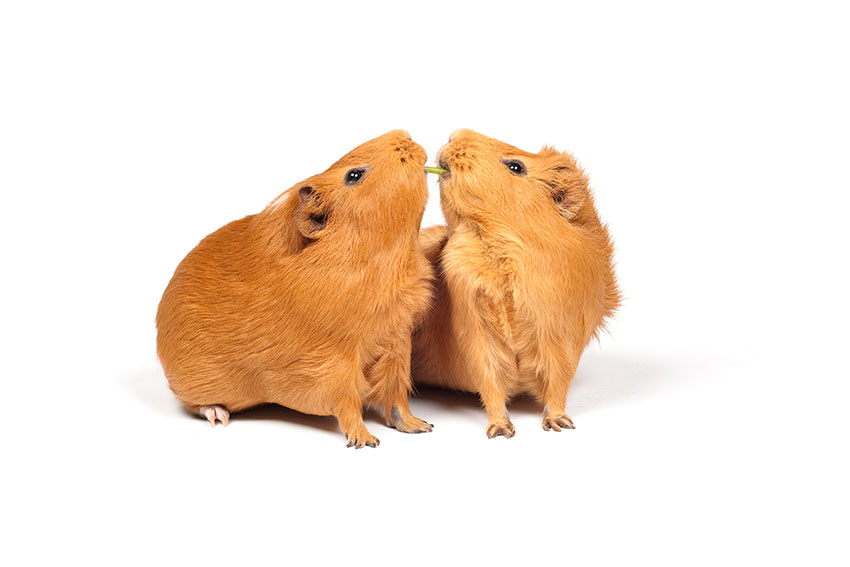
[345,168,367,185]
[503,160,527,176]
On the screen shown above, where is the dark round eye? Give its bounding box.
[345,168,366,185]
[504,160,526,175]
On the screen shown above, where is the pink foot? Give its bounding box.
[200,405,230,427]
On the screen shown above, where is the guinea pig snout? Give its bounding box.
[394,139,426,165]
[438,141,475,172]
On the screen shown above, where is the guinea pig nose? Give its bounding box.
[436,143,453,169]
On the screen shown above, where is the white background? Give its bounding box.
[2,1,848,565]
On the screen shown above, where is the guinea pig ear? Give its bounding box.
[541,154,588,221]
[294,186,329,239]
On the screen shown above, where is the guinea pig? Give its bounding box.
[156,130,434,448]
[411,129,621,438]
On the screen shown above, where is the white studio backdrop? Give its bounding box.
[1,1,848,565]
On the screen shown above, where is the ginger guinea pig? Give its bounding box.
[156,130,434,448]
[412,129,620,438]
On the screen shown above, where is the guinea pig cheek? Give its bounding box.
[439,175,483,219]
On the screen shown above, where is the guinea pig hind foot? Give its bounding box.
[388,406,434,433]
[199,405,230,427]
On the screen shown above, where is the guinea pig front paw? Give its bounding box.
[542,413,575,432]
[486,419,516,439]
[388,406,434,434]
[345,429,380,449]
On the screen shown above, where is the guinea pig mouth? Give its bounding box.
[438,157,450,173]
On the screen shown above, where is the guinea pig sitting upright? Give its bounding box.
[412,129,621,438]
[156,130,434,448]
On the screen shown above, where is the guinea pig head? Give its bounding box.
[436,129,593,229]
[267,130,428,249]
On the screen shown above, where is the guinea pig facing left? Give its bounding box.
[156,130,434,448]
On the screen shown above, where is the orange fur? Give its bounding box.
[412,129,621,437]
[156,130,434,448]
